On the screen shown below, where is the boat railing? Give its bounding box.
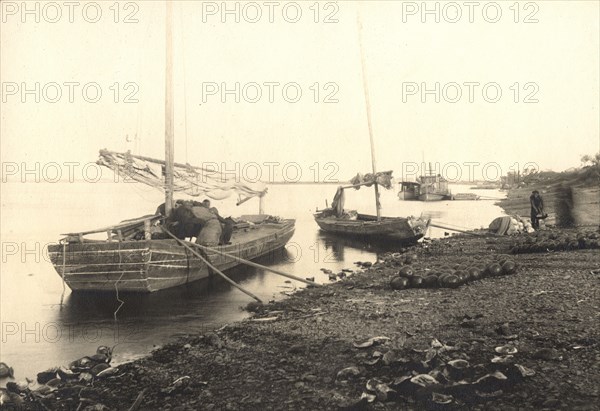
[60,215,162,244]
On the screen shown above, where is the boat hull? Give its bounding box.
[314,213,428,244]
[398,191,418,201]
[48,220,295,293]
[452,193,480,201]
[418,193,452,201]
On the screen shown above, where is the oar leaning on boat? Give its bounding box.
[159,226,321,303]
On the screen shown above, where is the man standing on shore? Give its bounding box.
[530,190,545,229]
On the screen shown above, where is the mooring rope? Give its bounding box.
[428,222,485,236]
[160,226,263,303]
[432,221,479,231]
[59,242,67,308]
[113,240,126,321]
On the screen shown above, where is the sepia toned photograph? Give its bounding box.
[1,1,599,409]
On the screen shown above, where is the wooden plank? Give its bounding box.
[48,242,151,253]
[61,215,161,237]
[48,249,151,266]
[67,279,150,292]
[58,261,187,274]
[64,271,146,281]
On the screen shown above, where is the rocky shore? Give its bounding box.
[4,179,600,410]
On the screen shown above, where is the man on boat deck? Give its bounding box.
[191,202,222,246]
[155,199,186,217]
[165,200,201,240]
[156,199,233,245]
[152,199,209,240]
[201,199,234,245]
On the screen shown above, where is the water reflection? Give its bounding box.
[58,252,290,322]
[318,231,408,258]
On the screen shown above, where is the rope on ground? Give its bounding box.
[431,221,480,231]
[127,388,148,411]
[436,221,473,231]
[429,222,485,236]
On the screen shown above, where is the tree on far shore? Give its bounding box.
[580,152,600,168]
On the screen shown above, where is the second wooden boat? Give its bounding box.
[314,211,428,244]
[314,13,429,245]
[314,175,430,244]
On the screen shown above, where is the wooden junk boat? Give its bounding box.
[47,153,296,293]
[314,213,428,244]
[314,173,430,244]
[46,1,295,293]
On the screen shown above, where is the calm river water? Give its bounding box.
[0,181,506,381]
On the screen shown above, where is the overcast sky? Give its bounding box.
[1,1,599,183]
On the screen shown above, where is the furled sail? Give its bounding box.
[349,170,393,190]
[98,149,267,202]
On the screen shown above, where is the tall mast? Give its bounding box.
[357,10,380,220]
[164,0,175,216]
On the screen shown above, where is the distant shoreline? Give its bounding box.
[269,181,503,186]
[268,181,343,185]
[1,178,504,186]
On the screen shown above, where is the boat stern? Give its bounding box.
[47,240,157,292]
[408,216,431,238]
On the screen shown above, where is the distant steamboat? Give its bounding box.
[398,164,452,201]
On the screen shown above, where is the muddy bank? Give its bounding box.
[9,228,600,410]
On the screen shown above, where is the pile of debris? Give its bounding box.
[0,346,116,410]
[510,229,599,254]
[385,252,518,290]
[338,337,535,409]
[489,216,534,235]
